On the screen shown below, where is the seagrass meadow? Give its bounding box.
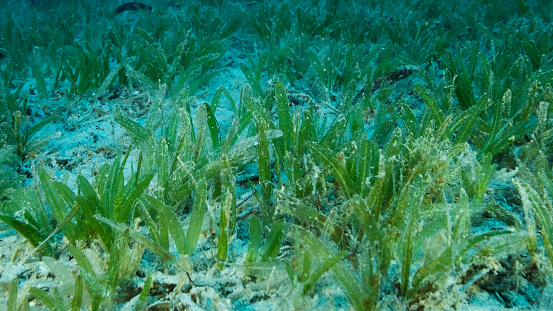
[1,0,553,309]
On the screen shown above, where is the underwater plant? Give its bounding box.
[1,0,553,309]
[0,94,60,165]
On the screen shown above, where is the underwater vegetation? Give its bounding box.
[1,0,553,309]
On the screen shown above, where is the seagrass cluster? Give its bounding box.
[1,0,553,309]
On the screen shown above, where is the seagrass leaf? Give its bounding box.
[7,278,17,311]
[80,268,103,308]
[211,86,236,113]
[134,204,153,238]
[308,141,353,199]
[410,229,512,297]
[259,218,286,262]
[532,173,553,261]
[350,195,381,247]
[115,173,154,223]
[114,113,154,147]
[184,178,208,256]
[75,196,112,249]
[415,84,444,127]
[29,287,61,310]
[105,230,124,302]
[255,52,269,82]
[95,57,134,98]
[302,250,348,294]
[68,245,96,279]
[146,195,186,256]
[0,213,52,253]
[95,215,176,262]
[71,274,83,311]
[240,63,264,97]
[246,215,262,263]
[452,188,471,244]
[487,92,505,147]
[31,48,47,100]
[204,103,220,148]
[401,184,420,296]
[136,269,153,310]
[156,139,170,193]
[320,116,346,149]
[256,119,272,204]
[452,95,489,145]
[100,157,123,220]
[96,164,110,197]
[38,166,78,242]
[221,111,253,155]
[52,182,77,206]
[357,140,379,197]
[292,225,368,311]
[309,50,326,86]
[476,52,492,95]
[26,115,60,143]
[76,175,101,213]
[275,81,294,153]
[479,117,536,159]
[515,179,542,256]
